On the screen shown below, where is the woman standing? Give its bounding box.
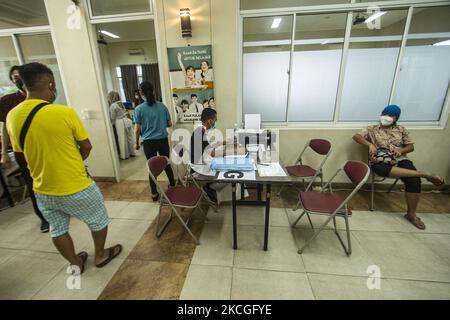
[134,81,175,201]
[107,91,135,160]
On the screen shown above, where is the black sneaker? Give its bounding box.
[40,221,50,233]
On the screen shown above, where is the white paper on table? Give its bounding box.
[244,114,261,130]
[191,164,216,176]
[218,170,256,181]
[257,162,287,177]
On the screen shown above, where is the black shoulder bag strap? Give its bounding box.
[19,102,49,151]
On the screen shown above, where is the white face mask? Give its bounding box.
[380,115,394,126]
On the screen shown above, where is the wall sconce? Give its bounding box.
[180,8,192,38]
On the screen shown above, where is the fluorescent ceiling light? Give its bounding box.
[100,30,120,39]
[365,11,386,24]
[271,18,282,29]
[433,39,450,46]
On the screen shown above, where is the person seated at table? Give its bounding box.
[353,104,445,230]
[190,108,245,202]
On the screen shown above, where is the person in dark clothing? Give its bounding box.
[134,81,175,202]
[0,65,49,232]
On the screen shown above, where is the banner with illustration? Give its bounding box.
[167,45,215,123]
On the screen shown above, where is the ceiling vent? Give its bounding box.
[128,48,145,56]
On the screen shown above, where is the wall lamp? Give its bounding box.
[180,8,192,38]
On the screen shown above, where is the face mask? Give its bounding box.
[380,115,394,126]
[15,79,24,91]
[207,120,216,130]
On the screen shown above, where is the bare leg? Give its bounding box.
[91,226,122,266]
[91,226,107,265]
[52,233,82,267]
[404,192,420,218]
[390,167,443,185]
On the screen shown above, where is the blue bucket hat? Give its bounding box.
[381,105,401,118]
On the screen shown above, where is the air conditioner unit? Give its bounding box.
[128,48,145,56]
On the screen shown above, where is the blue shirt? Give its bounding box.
[134,101,171,141]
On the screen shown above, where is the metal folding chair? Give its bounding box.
[147,156,209,245]
[291,160,370,256]
[278,139,331,196]
[171,143,218,211]
[367,153,399,211]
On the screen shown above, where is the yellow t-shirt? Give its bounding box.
[6,99,91,196]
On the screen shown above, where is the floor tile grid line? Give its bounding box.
[27,259,68,300]
[281,199,309,274]
[350,229,450,284]
[410,233,450,263]
[304,271,450,284]
[0,251,18,267]
[281,199,318,299]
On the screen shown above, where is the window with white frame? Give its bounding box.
[116,65,145,102]
[137,65,143,84]
[241,3,450,125]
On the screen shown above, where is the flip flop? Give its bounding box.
[96,244,123,268]
[404,214,426,230]
[73,251,88,275]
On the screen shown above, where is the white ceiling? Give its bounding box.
[0,0,48,28]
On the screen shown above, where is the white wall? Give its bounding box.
[45,0,118,179]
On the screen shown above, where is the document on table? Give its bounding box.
[257,162,287,177]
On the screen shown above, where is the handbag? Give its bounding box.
[373,148,397,165]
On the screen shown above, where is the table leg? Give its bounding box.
[257,183,262,200]
[232,182,238,250]
[264,184,271,251]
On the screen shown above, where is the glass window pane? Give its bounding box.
[339,9,408,121]
[0,37,20,96]
[288,13,347,122]
[392,6,450,121]
[241,0,349,11]
[244,16,293,42]
[0,0,48,29]
[243,46,291,122]
[243,15,293,122]
[18,33,67,106]
[90,0,151,17]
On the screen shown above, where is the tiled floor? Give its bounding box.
[0,200,156,300]
[0,184,449,300]
[180,206,450,300]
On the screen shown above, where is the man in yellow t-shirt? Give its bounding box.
[7,62,122,274]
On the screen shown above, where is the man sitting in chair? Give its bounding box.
[353,105,444,230]
[190,108,245,202]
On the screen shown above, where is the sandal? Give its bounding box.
[151,193,160,202]
[73,251,88,275]
[404,214,426,230]
[96,244,123,268]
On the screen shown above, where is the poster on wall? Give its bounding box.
[167,45,215,123]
